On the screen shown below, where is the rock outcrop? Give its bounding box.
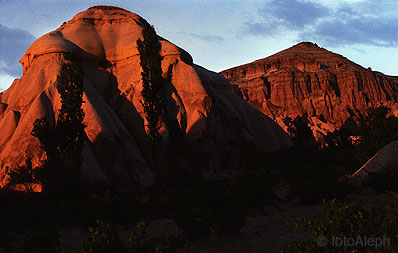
[0,6,291,191]
[221,42,398,139]
[350,141,398,186]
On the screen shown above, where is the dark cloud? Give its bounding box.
[0,24,36,77]
[246,1,398,47]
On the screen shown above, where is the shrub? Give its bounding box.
[80,219,127,253]
[7,159,40,192]
[128,220,193,253]
[283,193,398,252]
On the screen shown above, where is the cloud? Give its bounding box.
[245,0,398,47]
[0,74,16,91]
[265,0,329,28]
[186,32,224,43]
[0,24,36,77]
[246,0,329,35]
[303,17,398,47]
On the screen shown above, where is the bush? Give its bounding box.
[7,159,40,192]
[80,219,127,253]
[283,192,398,252]
[128,220,193,252]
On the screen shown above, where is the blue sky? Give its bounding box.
[0,0,397,91]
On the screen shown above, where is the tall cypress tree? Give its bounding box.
[56,62,86,175]
[32,62,86,195]
[137,21,165,147]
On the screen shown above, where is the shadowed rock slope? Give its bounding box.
[221,42,398,139]
[0,6,291,191]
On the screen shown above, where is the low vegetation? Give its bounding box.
[283,192,398,252]
[0,172,277,251]
[80,220,126,253]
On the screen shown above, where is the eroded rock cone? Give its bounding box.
[221,42,398,140]
[350,141,398,187]
[0,6,291,191]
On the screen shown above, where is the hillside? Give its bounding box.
[221,42,398,139]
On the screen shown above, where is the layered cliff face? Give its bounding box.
[0,6,291,191]
[221,42,398,139]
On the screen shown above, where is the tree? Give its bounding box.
[39,62,86,195]
[137,21,166,147]
[7,159,38,192]
[287,115,317,149]
[53,62,86,178]
[356,105,398,161]
[8,62,86,195]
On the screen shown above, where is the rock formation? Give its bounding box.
[221,42,398,140]
[0,6,291,191]
[350,141,398,186]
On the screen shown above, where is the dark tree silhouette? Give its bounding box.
[38,62,86,195]
[356,105,398,160]
[137,21,165,148]
[287,115,317,149]
[54,62,86,177]
[9,62,86,195]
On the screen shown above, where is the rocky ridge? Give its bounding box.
[221,42,398,139]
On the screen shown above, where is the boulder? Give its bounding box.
[350,141,398,186]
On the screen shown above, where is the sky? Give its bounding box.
[0,0,397,91]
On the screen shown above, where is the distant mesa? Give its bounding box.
[221,42,398,141]
[0,6,291,191]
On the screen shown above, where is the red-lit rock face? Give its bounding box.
[0,6,291,191]
[221,42,398,139]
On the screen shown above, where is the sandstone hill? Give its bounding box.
[0,6,291,191]
[221,42,398,140]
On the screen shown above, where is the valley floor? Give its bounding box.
[54,189,392,252]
